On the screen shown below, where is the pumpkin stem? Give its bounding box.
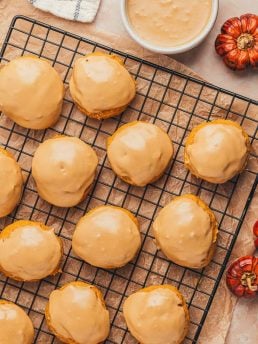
[241,272,257,292]
[237,33,255,50]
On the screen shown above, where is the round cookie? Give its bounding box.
[184,119,250,184]
[0,56,64,129]
[32,136,98,207]
[72,205,141,269]
[45,281,110,344]
[0,300,34,344]
[107,121,173,186]
[0,148,23,218]
[123,285,189,344]
[153,194,218,269]
[0,220,63,281]
[69,52,136,119]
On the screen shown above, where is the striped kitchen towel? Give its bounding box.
[29,0,101,23]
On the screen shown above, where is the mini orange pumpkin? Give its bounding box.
[215,14,258,70]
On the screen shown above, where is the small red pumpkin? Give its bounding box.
[215,14,258,70]
[226,256,258,298]
[254,220,258,249]
[253,220,258,237]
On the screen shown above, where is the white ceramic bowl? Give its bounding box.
[121,0,219,54]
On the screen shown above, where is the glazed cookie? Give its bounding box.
[0,148,23,218]
[0,220,63,281]
[46,281,110,344]
[153,194,218,269]
[184,119,250,184]
[123,285,189,344]
[107,121,173,186]
[69,52,136,119]
[0,56,64,129]
[32,136,98,207]
[0,300,34,344]
[72,205,141,268]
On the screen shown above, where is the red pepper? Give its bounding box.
[226,256,258,298]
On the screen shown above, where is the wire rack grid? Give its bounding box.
[0,15,257,344]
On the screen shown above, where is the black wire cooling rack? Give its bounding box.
[0,15,257,344]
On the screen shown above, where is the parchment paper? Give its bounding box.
[0,1,257,343]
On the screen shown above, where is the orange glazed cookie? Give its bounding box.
[153,194,218,269]
[0,147,23,218]
[0,300,34,344]
[107,121,173,186]
[184,119,250,184]
[69,52,136,119]
[46,281,110,344]
[0,220,63,281]
[32,136,98,207]
[72,205,141,268]
[123,285,189,344]
[0,56,64,129]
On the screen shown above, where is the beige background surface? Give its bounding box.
[0,1,257,343]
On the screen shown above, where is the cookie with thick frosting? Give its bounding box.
[153,194,218,269]
[0,300,34,344]
[107,121,173,186]
[184,119,250,184]
[69,52,136,119]
[123,285,189,344]
[0,220,63,281]
[32,136,98,207]
[0,147,23,218]
[0,56,64,129]
[72,205,141,268]
[46,281,110,344]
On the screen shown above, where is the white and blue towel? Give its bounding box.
[29,0,101,22]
